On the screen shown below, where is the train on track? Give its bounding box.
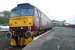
[9,3,53,47]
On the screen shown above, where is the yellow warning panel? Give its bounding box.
[9,16,33,27]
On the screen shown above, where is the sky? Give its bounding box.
[0,0,75,24]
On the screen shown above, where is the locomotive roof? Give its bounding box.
[11,3,34,11]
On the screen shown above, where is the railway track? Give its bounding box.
[0,31,22,50]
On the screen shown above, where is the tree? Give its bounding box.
[3,11,11,18]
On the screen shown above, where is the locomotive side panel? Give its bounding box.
[34,8,53,30]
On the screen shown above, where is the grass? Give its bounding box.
[0,17,8,25]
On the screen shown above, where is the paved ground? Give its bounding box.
[22,27,75,50]
[0,27,75,50]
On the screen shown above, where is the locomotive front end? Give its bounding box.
[9,3,34,47]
